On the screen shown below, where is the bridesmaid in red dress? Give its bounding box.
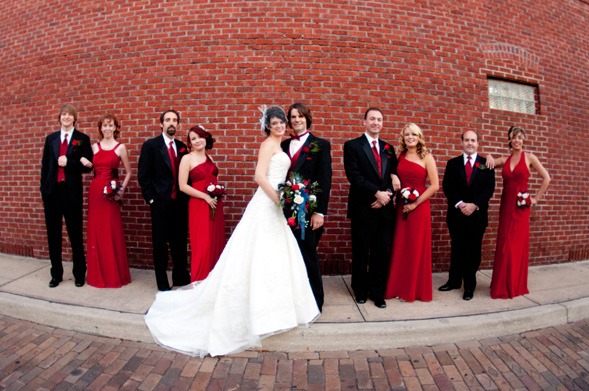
[385,123,439,302]
[488,126,551,299]
[86,114,132,288]
[178,125,226,282]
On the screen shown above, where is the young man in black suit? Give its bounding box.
[138,109,191,291]
[281,102,332,312]
[40,103,93,288]
[440,130,495,300]
[343,107,399,308]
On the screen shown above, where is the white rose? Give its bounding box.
[294,195,304,205]
[309,195,317,203]
[207,184,215,192]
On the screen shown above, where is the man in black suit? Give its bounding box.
[440,130,495,300]
[281,102,332,312]
[40,103,93,288]
[138,109,191,291]
[343,107,398,308]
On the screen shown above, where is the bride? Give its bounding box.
[144,106,320,357]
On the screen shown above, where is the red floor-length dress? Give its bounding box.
[189,157,226,282]
[385,153,432,302]
[490,152,531,299]
[86,143,131,288]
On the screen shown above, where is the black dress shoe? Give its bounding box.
[373,298,387,308]
[159,286,172,292]
[438,283,460,292]
[48,278,62,288]
[75,279,85,287]
[355,295,367,304]
[463,291,474,301]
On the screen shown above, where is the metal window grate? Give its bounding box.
[488,79,536,115]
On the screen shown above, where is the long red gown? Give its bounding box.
[189,156,226,282]
[86,143,131,288]
[490,152,531,299]
[385,153,432,302]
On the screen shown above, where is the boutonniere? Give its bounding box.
[179,147,187,154]
[71,139,83,151]
[383,143,394,158]
[474,162,488,170]
[303,141,320,154]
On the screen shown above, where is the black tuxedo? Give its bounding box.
[343,135,397,301]
[40,129,93,281]
[281,133,332,311]
[138,135,190,290]
[442,154,495,291]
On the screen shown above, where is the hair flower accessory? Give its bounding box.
[258,104,268,133]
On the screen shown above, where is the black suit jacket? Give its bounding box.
[281,133,332,215]
[343,136,397,220]
[138,135,189,206]
[443,155,495,228]
[40,129,93,205]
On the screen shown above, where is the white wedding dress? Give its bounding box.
[145,152,320,357]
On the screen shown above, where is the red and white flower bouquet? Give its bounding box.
[400,187,419,220]
[516,190,531,208]
[278,172,320,240]
[207,183,226,220]
[103,180,123,204]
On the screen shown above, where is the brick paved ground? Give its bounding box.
[1,315,589,390]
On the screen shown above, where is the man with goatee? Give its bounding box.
[138,110,191,291]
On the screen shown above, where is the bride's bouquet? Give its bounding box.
[278,173,321,240]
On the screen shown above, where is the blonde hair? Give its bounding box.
[399,123,428,159]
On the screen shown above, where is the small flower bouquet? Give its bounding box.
[516,190,531,208]
[278,173,321,240]
[207,183,226,220]
[400,187,420,220]
[103,180,123,204]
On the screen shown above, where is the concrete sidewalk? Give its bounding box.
[0,254,588,353]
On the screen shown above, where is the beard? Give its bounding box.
[165,126,176,136]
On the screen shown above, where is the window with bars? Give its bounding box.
[488,78,538,115]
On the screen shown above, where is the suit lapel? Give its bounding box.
[361,137,380,178]
[159,136,173,173]
[51,131,61,159]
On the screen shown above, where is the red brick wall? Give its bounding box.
[1,0,587,273]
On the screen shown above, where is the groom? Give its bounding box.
[281,102,332,312]
[138,109,191,291]
[440,130,495,300]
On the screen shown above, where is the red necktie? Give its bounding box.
[465,156,473,184]
[372,140,382,177]
[168,141,178,199]
[57,134,68,182]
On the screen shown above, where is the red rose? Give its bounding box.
[292,184,300,191]
[302,146,310,153]
[408,194,417,202]
[179,147,186,153]
[72,140,79,146]
[384,144,390,150]
[475,162,480,169]
[287,217,296,227]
